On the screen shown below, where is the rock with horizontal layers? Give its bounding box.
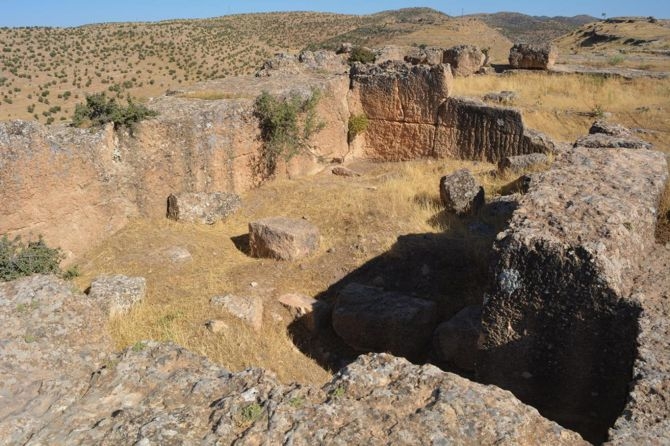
[88,274,146,317]
[574,133,652,150]
[332,283,438,360]
[433,305,482,371]
[509,43,557,69]
[249,216,320,260]
[0,275,112,445]
[498,153,550,173]
[479,147,668,443]
[589,119,633,138]
[443,45,486,76]
[439,169,485,216]
[210,293,263,332]
[167,191,241,224]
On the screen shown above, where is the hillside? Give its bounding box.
[469,12,596,43]
[0,8,513,123]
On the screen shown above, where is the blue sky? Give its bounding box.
[1,1,668,27]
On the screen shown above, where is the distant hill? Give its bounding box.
[0,8,512,122]
[555,16,670,53]
[469,12,597,43]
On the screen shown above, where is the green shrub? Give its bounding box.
[71,92,157,130]
[253,89,325,178]
[608,55,625,66]
[0,235,64,282]
[347,113,369,142]
[348,46,376,64]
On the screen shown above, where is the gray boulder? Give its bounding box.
[249,216,320,260]
[509,43,557,69]
[89,274,146,317]
[498,153,550,173]
[574,133,652,149]
[433,305,482,371]
[439,169,485,216]
[332,283,437,360]
[167,191,241,225]
[589,119,633,138]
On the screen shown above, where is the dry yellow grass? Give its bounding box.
[74,158,518,384]
[453,72,670,153]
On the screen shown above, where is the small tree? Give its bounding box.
[72,92,157,130]
[347,113,369,143]
[348,46,376,64]
[0,235,63,282]
[253,89,325,178]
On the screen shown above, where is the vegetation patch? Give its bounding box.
[71,92,157,130]
[348,46,376,64]
[253,89,324,179]
[347,113,369,143]
[0,235,64,282]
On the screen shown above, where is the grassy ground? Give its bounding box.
[74,159,519,384]
[453,72,670,153]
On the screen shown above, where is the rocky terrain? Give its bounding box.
[2,12,670,445]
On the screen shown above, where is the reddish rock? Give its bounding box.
[443,45,486,76]
[167,191,241,224]
[509,43,557,69]
[249,217,320,260]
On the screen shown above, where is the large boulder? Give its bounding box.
[88,274,146,317]
[443,45,486,76]
[433,305,482,371]
[479,147,668,443]
[404,46,444,66]
[508,43,557,69]
[332,283,438,360]
[248,216,320,260]
[439,169,485,216]
[167,191,241,224]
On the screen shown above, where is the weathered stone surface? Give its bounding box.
[435,97,555,162]
[483,90,518,105]
[433,305,482,371]
[350,60,453,123]
[0,275,111,445]
[204,319,229,333]
[332,283,438,360]
[479,147,668,443]
[89,274,147,317]
[589,119,633,138]
[509,43,557,69]
[6,338,586,445]
[0,71,350,261]
[278,292,331,332]
[439,169,485,216]
[443,45,486,76]
[607,245,670,445]
[331,166,361,177]
[256,51,348,77]
[249,216,320,260]
[166,191,241,224]
[210,293,263,332]
[574,133,652,150]
[404,46,444,65]
[160,245,192,263]
[498,153,550,173]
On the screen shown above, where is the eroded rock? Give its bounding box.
[249,216,320,260]
[443,45,486,76]
[439,169,485,216]
[508,43,557,69]
[210,293,263,332]
[479,147,669,443]
[498,153,550,173]
[89,274,147,317]
[166,191,241,224]
[332,283,438,360]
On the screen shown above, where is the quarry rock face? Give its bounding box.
[443,44,486,76]
[332,283,438,360]
[166,191,241,224]
[508,43,558,69]
[478,147,669,443]
[0,71,350,260]
[439,169,485,216]
[249,216,320,260]
[88,274,147,317]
